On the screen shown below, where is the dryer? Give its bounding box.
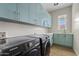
[26,34,50,56]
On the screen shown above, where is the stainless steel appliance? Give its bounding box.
[0,34,50,56]
[22,37,41,56]
[27,34,50,56]
[0,36,41,56]
[1,43,26,56]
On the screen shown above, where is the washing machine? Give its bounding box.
[0,43,26,56]
[22,38,42,56]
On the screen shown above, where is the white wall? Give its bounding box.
[72,4,79,55]
[49,6,72,33]
[0,21,48,38]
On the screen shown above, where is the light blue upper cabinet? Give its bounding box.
[35,4,43,25]
[17,3,30,23]
[29,3,52,27]
[41,19,46,27]
[36,4,45,26]
[0,3,52,28]
[29,3,39,24]
[39,5,48,27]
[47,16,52,27]
[38,4,52,28]
[41,16,51,28]
[0,4,9,18]
[6,3,18,20]
[0,3,18,20]
[44,12,52,27]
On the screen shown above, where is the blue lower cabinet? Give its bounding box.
[53,34,59,44]
[65,39,72,47]
[54,34,65,45]
[53,34,73,48]
[58,34,65,45]
[65,34,73,47]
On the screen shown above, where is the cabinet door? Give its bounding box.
[44,19,48,27]
[18,3,29,23]
[38,4,52,27]
[47,16,52,27]
[29,3,48,26]
[44,18,51,28]
[6,3,18,20]
[0,3,17,20]
[53,34,60,44]
[65,34,73,47]
[36,4,46,26]
[41,18,47,27]
[53,34,65,46]
[36,3,42,26]
[29,3,38,24]
[41,18,50,27]
[0,4,9,18]
[58,34,65,45]
[48,19,52,27]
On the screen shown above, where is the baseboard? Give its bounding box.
[74,48,79,56]
[53,43,72,48]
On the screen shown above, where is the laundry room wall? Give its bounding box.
[0,21,48,38]
[48,6,72,33]
[72,3,79,55]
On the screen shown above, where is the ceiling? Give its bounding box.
[41,3,72,12]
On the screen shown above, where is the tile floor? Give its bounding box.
[50,44,76,56]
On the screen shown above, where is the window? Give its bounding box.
[58,15,67,33]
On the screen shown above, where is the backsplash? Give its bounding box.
[0,21,48,38]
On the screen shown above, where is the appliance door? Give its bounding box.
[45,41,50,56]
[43,40,50,56]
[24,45,41,56]
[1,44,26,56]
